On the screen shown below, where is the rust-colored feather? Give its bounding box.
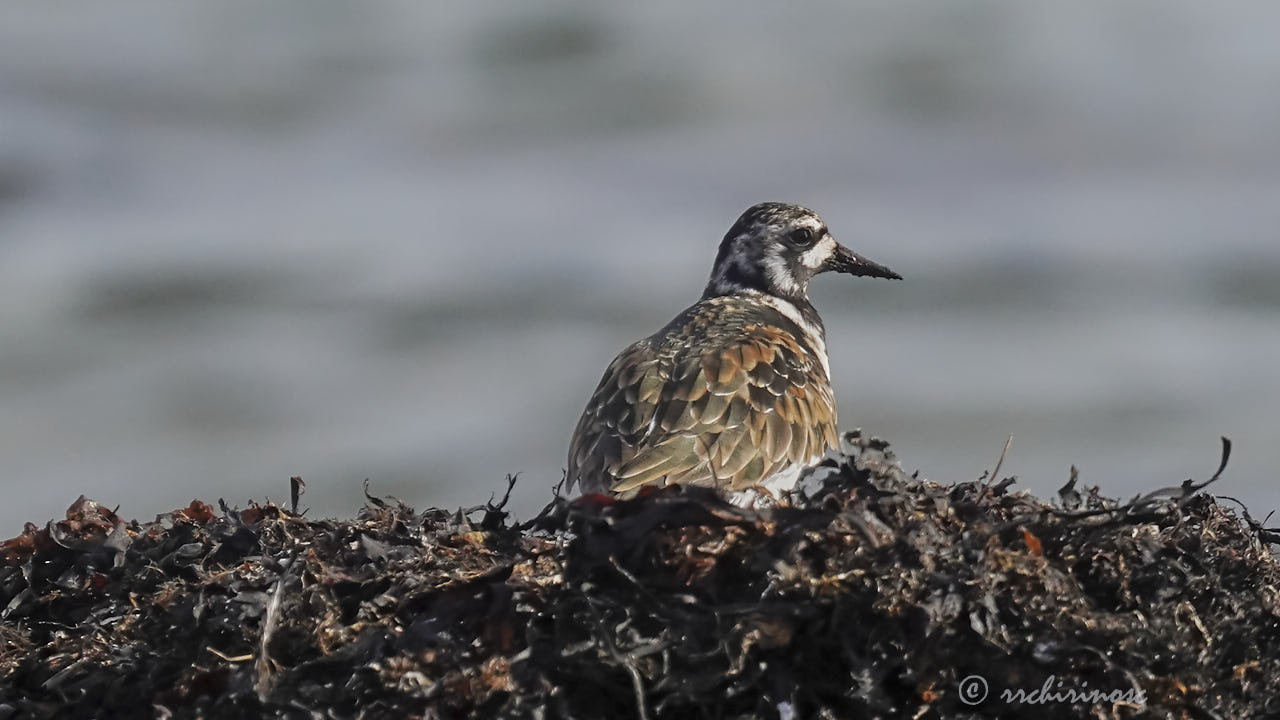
[567,293,843,497]
[717,347,742,383]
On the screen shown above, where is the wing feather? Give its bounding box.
[567,310,838,495]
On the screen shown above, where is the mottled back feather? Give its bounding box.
[567,294,837,496]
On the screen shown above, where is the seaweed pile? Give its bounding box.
[2,432,1279,719]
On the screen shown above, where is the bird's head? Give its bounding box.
[705,202,901,302]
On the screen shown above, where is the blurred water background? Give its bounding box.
[2,1,1278,531]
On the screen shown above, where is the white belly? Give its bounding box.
[724,457,822,506]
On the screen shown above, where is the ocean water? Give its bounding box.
[2,2,1278,531]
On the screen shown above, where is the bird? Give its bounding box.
[566,201,901,504]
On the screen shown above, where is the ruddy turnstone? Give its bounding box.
[567,202,901,503]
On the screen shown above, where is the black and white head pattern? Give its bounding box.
[705,202,841,302]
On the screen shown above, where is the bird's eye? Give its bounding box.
[789,227,815,246]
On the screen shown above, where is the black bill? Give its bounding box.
[824,244,902,280]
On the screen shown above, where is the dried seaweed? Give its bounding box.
[2,433,1278,719]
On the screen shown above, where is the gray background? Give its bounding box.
[2,1,1278,530]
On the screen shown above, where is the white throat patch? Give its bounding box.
[761,249,801,297]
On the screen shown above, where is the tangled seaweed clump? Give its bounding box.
[2,432,1280,719]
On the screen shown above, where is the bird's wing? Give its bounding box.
[567,338,663,493]
[568,324,837,494]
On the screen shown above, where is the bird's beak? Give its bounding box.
[824,243,902,280]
